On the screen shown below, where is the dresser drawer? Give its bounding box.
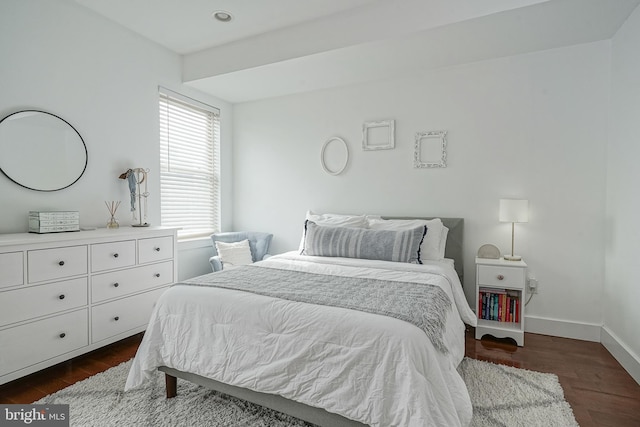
[28,245,88,283]
[0,252,23,289]
[477,265,525,289]
[0,309,88,377]
[91,240,136,272]
[91,287,166,343]
[0,277,87,327]
[138,236,173,264]
[91,261,174,303]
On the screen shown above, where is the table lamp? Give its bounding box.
[499,199,528,261]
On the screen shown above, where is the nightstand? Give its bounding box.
[475,257,527,346]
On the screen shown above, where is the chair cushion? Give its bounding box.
[214,239,254,268]
[211,232,273,263]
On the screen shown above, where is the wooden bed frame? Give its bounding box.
[160,217,464,427]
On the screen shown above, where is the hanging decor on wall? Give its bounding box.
[414,130,447,168]
[321,136,349,175]
[0,110,88,191]
[118,168,150,227]
[362,119,395,151]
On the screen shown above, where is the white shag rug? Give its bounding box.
[35,358,578,427]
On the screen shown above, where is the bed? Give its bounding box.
[125,217,477,426]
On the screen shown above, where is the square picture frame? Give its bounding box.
[414,130,447,168]
[362,119,395,151]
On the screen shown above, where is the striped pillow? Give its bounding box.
[303,220,426,263]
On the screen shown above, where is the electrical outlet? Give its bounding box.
[528,277,539,294]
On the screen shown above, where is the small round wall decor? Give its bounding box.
[321,136,349,176]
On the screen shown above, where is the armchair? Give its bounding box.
[209,231,273,272]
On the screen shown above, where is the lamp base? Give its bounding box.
[503,254,522,261]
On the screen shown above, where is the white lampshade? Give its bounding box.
[499,199,529,223]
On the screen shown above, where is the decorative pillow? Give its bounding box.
[367,217,445,261]
[215,239,253,269]
[299,211,368,253]
[303,221,426,263]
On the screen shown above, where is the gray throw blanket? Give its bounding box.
[178,265,452,354]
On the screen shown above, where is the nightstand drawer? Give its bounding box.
[477,265,525,289]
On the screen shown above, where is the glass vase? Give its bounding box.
[106,215,119,229]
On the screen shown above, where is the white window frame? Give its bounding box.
[159,87,220,240]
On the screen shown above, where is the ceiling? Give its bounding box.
[74,0,640,103]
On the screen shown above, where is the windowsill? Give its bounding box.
[177,236,212,250]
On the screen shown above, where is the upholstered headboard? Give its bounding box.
[381,217,464,283]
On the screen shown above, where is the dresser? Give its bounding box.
[0,227,177,385]
[475,257,527,346]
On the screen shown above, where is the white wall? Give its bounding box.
[0,0,232,278]
[233,41,610,337]
[605,6,640,383]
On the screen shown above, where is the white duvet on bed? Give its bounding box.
[126,252,477,427]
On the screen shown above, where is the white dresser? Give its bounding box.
[0,227,178,385]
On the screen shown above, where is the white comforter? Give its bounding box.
[126,252,477,426]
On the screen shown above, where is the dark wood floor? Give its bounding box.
[0,333,143,405]
[466,329,640,427]
[1,329,639,426]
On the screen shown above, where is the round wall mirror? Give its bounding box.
[0,110,88,191]
[321,136,349,176]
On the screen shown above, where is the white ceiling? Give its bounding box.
[74,0,640,103]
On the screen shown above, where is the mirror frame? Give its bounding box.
[0,110,88,191]
[413,130,447,168]
[362,119,395,151]
[321,136,349,176]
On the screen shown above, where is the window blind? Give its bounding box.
[159,89,220,239]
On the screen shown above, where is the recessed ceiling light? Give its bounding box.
[212,10,233,22]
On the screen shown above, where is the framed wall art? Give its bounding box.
[414,130,447,168]
[362,119,395,151]
[321,136,349,175]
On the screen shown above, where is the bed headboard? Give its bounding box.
[381,217,464,283]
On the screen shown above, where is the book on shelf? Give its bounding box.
[478,288,520,323]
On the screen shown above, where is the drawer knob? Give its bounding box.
[59,294,65,300]
[113,253,119,258]
[113,282,119,288]
[154,247,161,252]
[497,274,505,280]
[58,261,65,266]
[114,316,120,321]
[155,273,160,278]
[59,333,66,338]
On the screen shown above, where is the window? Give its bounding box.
[159,88,220,239]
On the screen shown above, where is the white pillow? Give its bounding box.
[367,217,446,261]
[215,239,253,269]
[299,211,368,253]
[306,210,368,227]
[440,226,449,259]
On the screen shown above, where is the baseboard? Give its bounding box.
[601,326,640,385]
[524,315,602,342]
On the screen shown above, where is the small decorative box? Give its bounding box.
[28,211,80,233]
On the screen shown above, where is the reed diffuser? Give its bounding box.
[105,201,121,229]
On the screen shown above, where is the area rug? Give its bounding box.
[35,358,578,427]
